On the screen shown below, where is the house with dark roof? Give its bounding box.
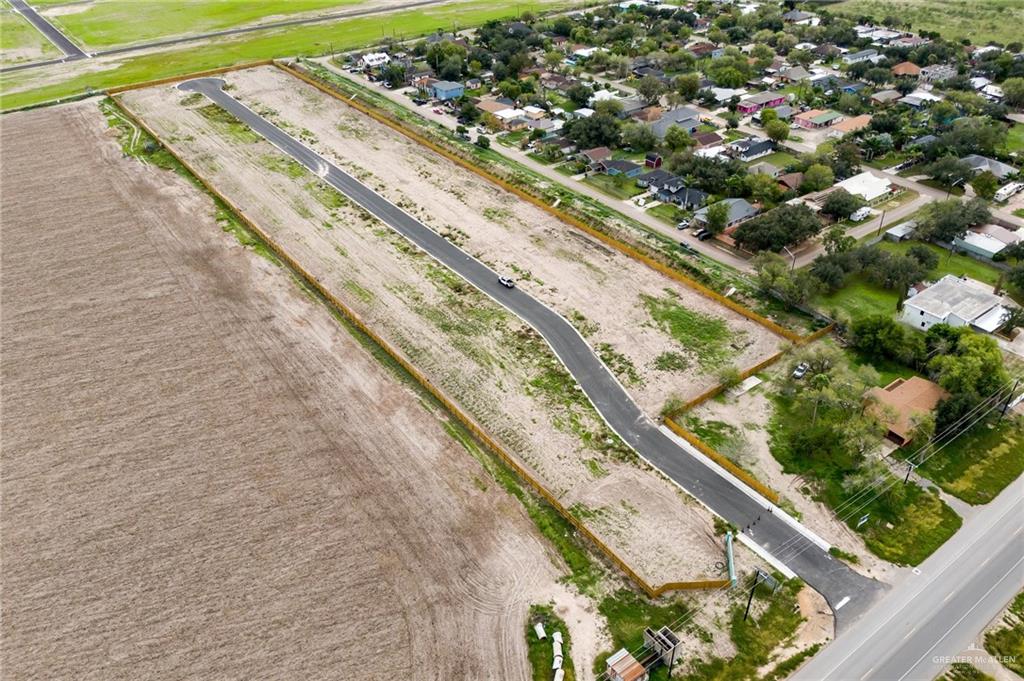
[580,146,612,166]
[871,89,902,105]
[657,185,708,209]
[961,155,1018,181]
[777,172,804,191]
[636,168,675,189]
[693,198,758,227]
[598,159,644,177]
[728,137,774,161]
[692,131,723,148]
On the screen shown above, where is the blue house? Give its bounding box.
[599,159,644,178]
[430,80,465,101]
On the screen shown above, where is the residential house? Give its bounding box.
[871,89,902,105]
[599,159,644,177]
[907,134,938,149]
[359,52,391,69]
[779,65,812,82]
[749,161,780,177]
[919,63,957,84]
[729,137,774,161]
[693,198,758,227]
[892,35,930,49]
[834,171,893,202]
[754,104,794,122]
[657,184,708,209]
[891,61,921,78]
[580,146,612,167]
[636,168,675,189]
[782,9,818,25]
[961,154,1018,181]
[843,49,878,65]
[737,90,786,114]
[953,224,1023,260]
[867,377,949,446]
[687,42,724,59]
[693,131,723,148]
[632,106,663,123]
[778,171,804,191]
[430,80,464,101]
[651,107,700,138]
[899,90,943,108]
[829,114,873,136]
[901,274,1013,334]
[812,44,841,61]
[794,109,844,129]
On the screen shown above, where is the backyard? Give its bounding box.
[583,172,646,200]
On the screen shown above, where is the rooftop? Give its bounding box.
[907,275,1007,327]
[867,377,948,444]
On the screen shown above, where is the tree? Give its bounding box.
[764,119,790,143]
[458,99,480,123]
[565,113,621,149]
[759,107,778,124]
[544,50,563,70]
[674,72,701,101]
[922,156,973,187]
[475,135,491,149]
[620,122,657,151]
[703,201,731,235]
[745,172,783,204]
[831,142,862,179]
[851,315,923,365]
[917,198,990,243]
[836,92,862,115]
[820,188,865,220]
[565,83,593,108]
[1001,307,1024,332]
[381,63,407,88]
[970,170,999,200]
[663,125,694,151]
[752,252,790,291]
[1003,77,1024,108]
[801,164,835,192]
[733,203,824,252]
[636,74,665,105]
[722,112,740,129]
[822,225,856,255]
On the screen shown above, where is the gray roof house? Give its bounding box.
[693,198,758,227]
[843,49,878,65]
[728,137,774,161]
[657,185,708,209]
[651,107,700,138]
[961,154,1017,181]
[636,168,675,189]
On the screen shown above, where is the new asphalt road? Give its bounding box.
[178,77,886,628]
[9,0,85,59]
[794,479,1024,680]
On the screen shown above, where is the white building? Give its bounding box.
[902,275,1013,333]
[360,52,390,69]
[834,171,893,202]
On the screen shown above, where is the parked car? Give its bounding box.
[498,276,516,289]
[432,107,444,114]
[691,226,705,237]
[676,218,691,230]
[792,362,809,379]
[697,230,714,241]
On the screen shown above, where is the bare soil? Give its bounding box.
[0,101,591,680]
[119,72,746,588]
[224,65,783,416]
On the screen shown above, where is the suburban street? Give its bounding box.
[794,478,1024,680]
[180,76,887,628]
[8,0,86,60]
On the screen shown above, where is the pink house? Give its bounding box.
[737,91,786,115]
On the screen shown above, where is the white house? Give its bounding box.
[834,171,893,202]
[901,275,1012,333]
[360,52,390,69]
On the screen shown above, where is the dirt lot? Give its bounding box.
[226,65,782,416]
[1,100,599,679]
[119,71,752,588]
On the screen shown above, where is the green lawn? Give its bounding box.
[47,0,369,49]
[750,151,797,169]
[879,240,1023,302]
[847,347,919,387]
[648,202,688,226]
[943,663,996,681]
[583,172,645,199]
[913,416,1024,505]
[641,290,734,370]
[0,0,575,110]
[832,0,1024,46]
[985,590,1024,677]
[527,605,576,681]
[0,3,60,65]
[1002,123,1024,154]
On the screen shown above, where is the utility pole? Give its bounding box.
[744,572,764,621]
[875,208,886,236]
[904,460,914,484]
[1000,379,1020,420]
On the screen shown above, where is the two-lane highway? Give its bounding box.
[177,77,886,627]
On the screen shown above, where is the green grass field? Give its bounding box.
[749,151,798,170]
[0,2,60,65]
[831,0,1024,46]
[45,0,366,49]
[526,605,576,681]
[985,590,1024,677]
[914,416,1024,505]
[583,172,645,199]
[1002,123,1024,154]
[0,0,572,111]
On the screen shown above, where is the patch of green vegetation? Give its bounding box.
[597,342,642,385]
[683,416,739,451]
[527,605,576,681]
[654,351,689,372]
[828,547,859,564]
[678,579,805,681]
[483,205,514,222]
[878,241,1021,300]
[584,458,609,478]
[1014,208,1024,219]
[595,589,694,674]
[984,590,1024,677]
[306,179,349,211]
[832,0,1024,47]
[569,310,599,337]
[847,347,919,387]
[260,153,306,178]
[749,151,797,169]
[583,173,646,200]
[343,279,374,304]
[942,663,996,681]
[763,643,824,681]
[642,290,734,370]
[914,416,1024,505]
[816,274,899,326]
[648,202,688,226]
[195,103,262,143]
[1003,124,1024,154]
[769,392,962,565]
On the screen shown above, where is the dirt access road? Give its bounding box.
[0,100,590,679]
